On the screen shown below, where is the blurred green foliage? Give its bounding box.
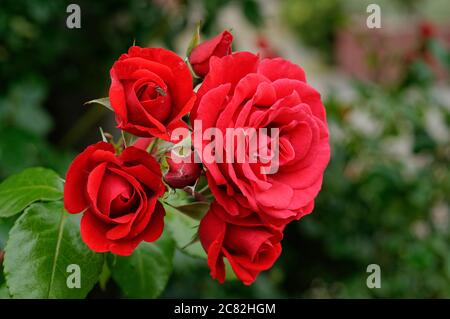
[280,0,445,62]
[0,0,197,180]
[0,0,263,180]
[281,0,345,62]
[297,82,450,297]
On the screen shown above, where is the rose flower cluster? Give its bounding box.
[64,30,330,285]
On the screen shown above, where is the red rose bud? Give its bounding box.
[420,21,436,39]
[164,151,202,189]
[189,30,233,77]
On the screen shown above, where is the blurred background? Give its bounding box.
[1,0,449,298]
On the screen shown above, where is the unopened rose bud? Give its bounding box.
[420,21,436,39]
[189,30,233,77]
[163,152,202,189]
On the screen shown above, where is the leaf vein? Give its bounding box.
[47,208,67,298]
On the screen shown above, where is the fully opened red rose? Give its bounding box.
[64,142,165,256]
[109,46,196,140]
[199,201,283,285]
[193,52,330,226]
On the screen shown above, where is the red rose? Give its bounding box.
[64,142,165,256]
[193,52,330,226]
[420,21,436,39]
[163,151,202,189]
[199,201,283,285]
[189,30,233,78]
[109,46,196,140]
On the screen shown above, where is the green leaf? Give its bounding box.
[163,188,191,205]
[171,202,209,220]
[0,217,16,249]
[164,203,206,259]
[3,202,103,298]
[111,230,175,298]
[0,284,10,299]
[0,167,63,218]
[84,97,113,111]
